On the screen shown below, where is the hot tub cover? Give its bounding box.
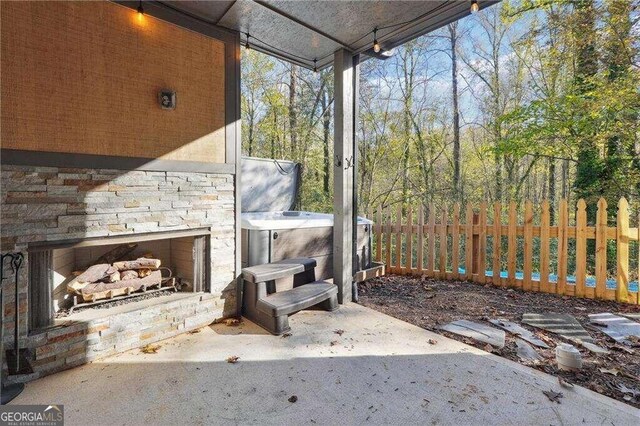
[241,157,299,213]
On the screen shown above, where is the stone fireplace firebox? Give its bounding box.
[29,230,211,329]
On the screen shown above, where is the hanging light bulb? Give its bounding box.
[313,59,318,73]
[470,0,479,13]
[373,28,381,53]
[245,33,251,51]
[137,0,144,21]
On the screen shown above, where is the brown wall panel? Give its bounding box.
[1,1,225,163]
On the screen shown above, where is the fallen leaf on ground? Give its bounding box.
[624,336,640,349]
[226,355,240,364]
[282,333,292,338]
[483,344,494,353]
[617,384,640,397]
[613,345,635,355]
[224,318,241,326]
[542,389,563,404]
[599,367,620,376]
[188,328,201,334]
[141,344,161,354]
[334,329,345,336]
[428,339,438,345]
[330,341,339,346]
[288,395,298,403]
[558,377,574,389]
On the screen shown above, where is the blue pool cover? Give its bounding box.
[456,268,639,293]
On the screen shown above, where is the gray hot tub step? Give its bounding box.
[256,281,338,317]
[241,257,338,335]
[242,257,316,283]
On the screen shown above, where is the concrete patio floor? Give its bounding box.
[11,304,639,425]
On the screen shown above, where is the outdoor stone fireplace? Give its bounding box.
[30,230,210,328]
[1,0,241,386]
[1,165,237,382]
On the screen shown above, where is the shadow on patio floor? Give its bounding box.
[10,305,639,425]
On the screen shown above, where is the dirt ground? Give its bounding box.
[358,274,640,408]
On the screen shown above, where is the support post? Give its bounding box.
[333,49,357,304]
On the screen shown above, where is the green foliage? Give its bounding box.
[240,0,639,220]
[500,0,640,213]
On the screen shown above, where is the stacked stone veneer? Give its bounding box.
[1,165,237,383]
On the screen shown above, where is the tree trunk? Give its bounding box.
[271,112,277,159]
[289,65,298,159]
[495,153,503,202]
[322,87,331,195]
[572,0,599,222]
[548,158,556,224]
[562,159,569,199]
[247,113,254,156]
[449,23,461,202]
[401,47,415,214]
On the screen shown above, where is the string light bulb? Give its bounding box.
[137,0,144,21]
[245,33,251,51]
[373,28,381,53]
[470,0,479,13]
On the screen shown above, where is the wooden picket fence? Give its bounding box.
[370,198,640,304]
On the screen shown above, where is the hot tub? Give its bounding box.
[241,211,373,280]
[240,157,374,280]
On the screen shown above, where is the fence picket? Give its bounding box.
[452,204,460,279]
[576,199,587,298]
[375,208,382,262]
[385,205,392,273]
[396,204,403,275]
[636,213,640,305]
[465,204,474,281]
[595,198,607,299]
[540,200,550,293]
[557,199,568,295]
[406,205,413,274]
[523,201,533,291]
[417,205,424,274]
[427,203,436,277]
[478,202,487,284]
[616,198,629,303]
[507,202,517,287]
[576,199,594,299]
[439,209,448,278]
[492,202,502,286]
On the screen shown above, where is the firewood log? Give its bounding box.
[106,271,121,283]
[138,268,152,278]
[112,258,161,271]
[76,264,118,283]
[81,270,162,296]
[95,243,138,264]
[120,270,139,280]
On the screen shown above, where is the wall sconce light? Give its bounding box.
[158,90,176,110]
[137,1,144,22]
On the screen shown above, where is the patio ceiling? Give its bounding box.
[161,0,500,70]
